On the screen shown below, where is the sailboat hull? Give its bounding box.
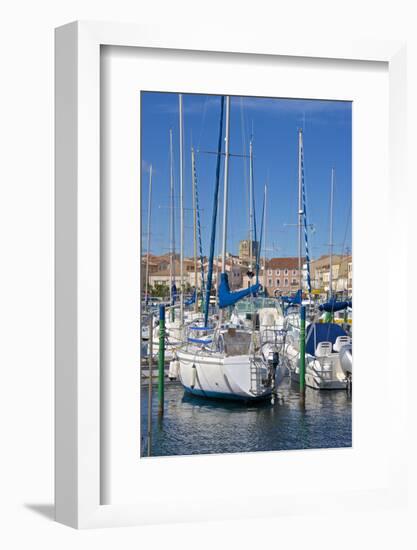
[176,348,273,401]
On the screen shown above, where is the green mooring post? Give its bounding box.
[147,315,153,456]
[158,304,165,415]
[299,305,306,398]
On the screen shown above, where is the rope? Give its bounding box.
[193,154,205,303]
[256,189,266,283]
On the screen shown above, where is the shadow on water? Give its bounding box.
[180,390,273,412]
[141,377,352,457]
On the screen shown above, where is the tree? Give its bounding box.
[151,282,169,298]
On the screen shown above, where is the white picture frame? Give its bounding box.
[55,20,407,529]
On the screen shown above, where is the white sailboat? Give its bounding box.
[175,96,281,400]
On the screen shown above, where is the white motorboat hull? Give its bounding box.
[284,343,348,390]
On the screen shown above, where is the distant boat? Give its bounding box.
[283,319,351,389]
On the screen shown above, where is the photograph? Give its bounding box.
[140,91,352,458]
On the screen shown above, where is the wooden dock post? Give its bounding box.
[147,315,153,456]
[299,305,306,401]
[158,305,165,416]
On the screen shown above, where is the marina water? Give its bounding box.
[141,377,352,457]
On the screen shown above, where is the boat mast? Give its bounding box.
[263,183,267,293]
[221,96,231,274]
[191,147,198,312]
[298,129,303,291]
[300,133,312,300]
[145,164,153,305]
[203,96,225,328]
[179,94,184,324]
[169,129,175,309]
[249,138,254,274]
[219,96,231,324]
[329,168,335,299]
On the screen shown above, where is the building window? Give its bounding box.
[291,278,297,285]
[284,278,289,286]
[276,279,280,286]
[284,269,288,275]
[275,269,280,275]
[292,269,297,275]
[268,279,272,287]
[268,269,272,275]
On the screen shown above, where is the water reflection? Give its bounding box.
[141,377,352,457]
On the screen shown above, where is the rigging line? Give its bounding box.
[169,130,176,289]
[256,188,266,282]
[215,161,225,300]
[193,152,206,297]
[251,140,257,257]
[340,198,352,256]
[240,97,250,241]
[197,95,209,150]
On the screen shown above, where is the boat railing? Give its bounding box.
[313,355,335,380]
[212,328,260,356]
[259,325,286,351]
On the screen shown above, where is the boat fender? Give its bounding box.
[191,364,197,389]
[168,359,180,380]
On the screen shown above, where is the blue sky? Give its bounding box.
[141,92,351,260]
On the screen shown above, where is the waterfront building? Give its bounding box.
[263,257,304,296]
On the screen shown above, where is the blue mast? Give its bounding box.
[203,96,225,328]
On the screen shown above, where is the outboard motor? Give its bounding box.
[339,344,352,376]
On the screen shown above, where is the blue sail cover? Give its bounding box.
[319,299,350,313]
[185,289,196,306]
[305,323,347,356]
[218,273,260,308]
[281,289,302,305]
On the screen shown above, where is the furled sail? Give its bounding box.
[185,288,196,306]
[218,273,259,308]
[319,299,350,313]
[281,289,302,305]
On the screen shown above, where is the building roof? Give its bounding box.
[266,257,303,269]
[310,254,348,269]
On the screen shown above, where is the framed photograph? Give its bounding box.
[55,21,408,528]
